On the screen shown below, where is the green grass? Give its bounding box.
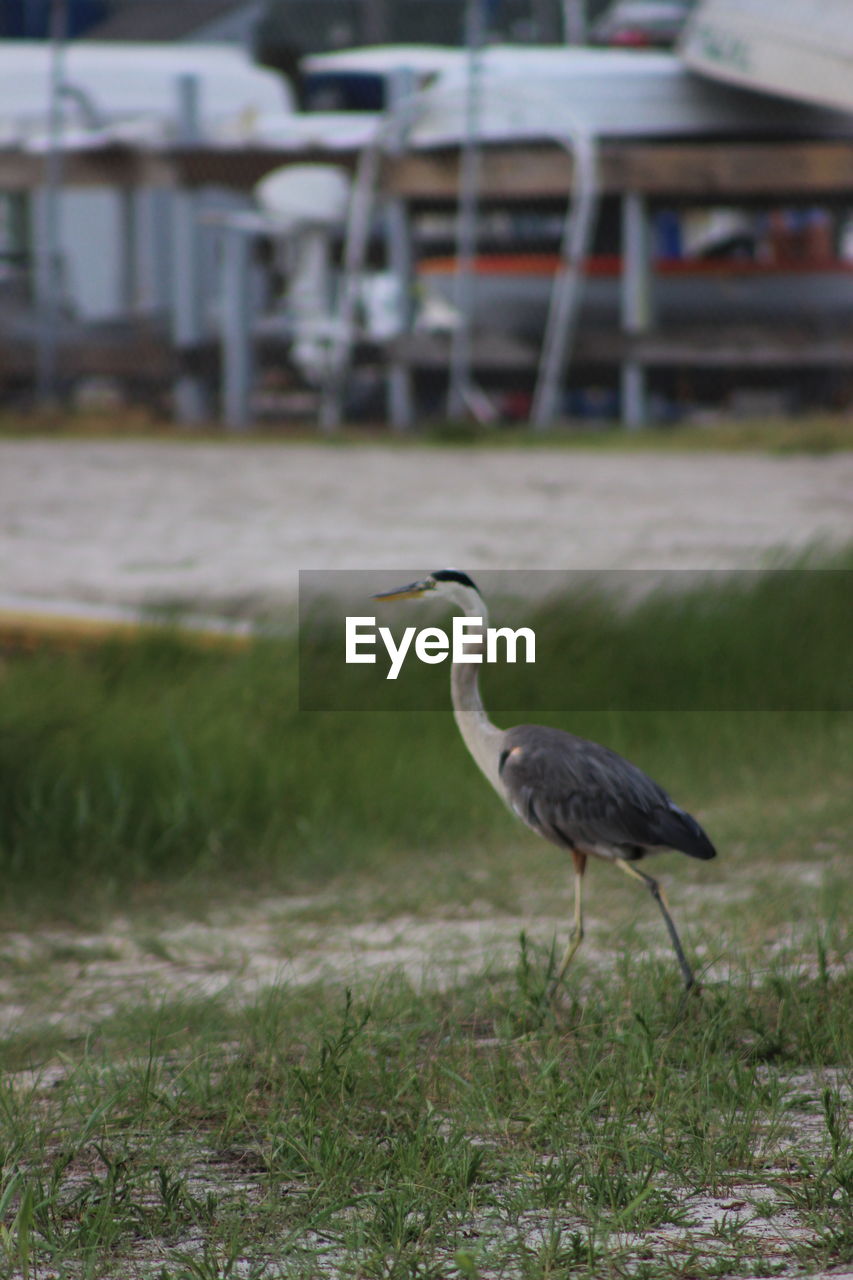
[419,413,853,454]
[2,410,853,453]
[0,554,850,922]
[0,961,849,1279]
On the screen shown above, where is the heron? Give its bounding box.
[373,569,716,997]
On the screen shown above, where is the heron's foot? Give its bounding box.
[675,975,704,1018]
[545,976,562,1003]
[546,925,584,1002]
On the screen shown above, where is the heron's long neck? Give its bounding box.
[450,598,504,794]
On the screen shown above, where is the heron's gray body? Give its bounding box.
[498,723,716,865]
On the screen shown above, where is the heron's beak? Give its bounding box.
[371,578,431,602]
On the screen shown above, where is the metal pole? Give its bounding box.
[530,132,599,428]
[117,186,138,315]
[384,66,416,431]
[561,0,588,44]
[620,190,652,429]
[447,0,485,420]
[171,73,208,424]
[221,226,254,431]
[35,0,68,407]
[318,133,383,432]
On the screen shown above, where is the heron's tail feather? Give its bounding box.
[657,804,717,860]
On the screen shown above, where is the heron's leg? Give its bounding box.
[548,852,586,998]
[616,859,696,991]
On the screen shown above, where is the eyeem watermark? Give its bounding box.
[346,614,536,680]
[298,568,851,711]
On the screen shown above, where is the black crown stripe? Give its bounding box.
[432,569,479,591]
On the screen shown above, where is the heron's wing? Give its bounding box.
[499,724,715,860]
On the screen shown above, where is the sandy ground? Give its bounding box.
[3,884,850,1280]
[0,440,851,618]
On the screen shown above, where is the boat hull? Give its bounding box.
[417,254,853,343]
[679,0,853,113]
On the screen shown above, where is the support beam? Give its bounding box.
[171,74,208,424]
[384,67,416,431]
[117,186,138,316]
[220,225,254,431]
[171,187,208,423]
[385,140,853,203]
[620,190,652,429]
[447,0,486,420]
[35,0,67,409]
[385,204,415,431]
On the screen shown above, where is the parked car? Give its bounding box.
[591,0,692,47]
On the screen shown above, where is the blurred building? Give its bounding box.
[85,0,265,43]
[253,0,644,83]
[2,0,695,50]
[0,0,107,37]
[256,0,568,52]
[33,0,572,51]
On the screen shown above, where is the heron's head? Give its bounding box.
[372,569,483,614]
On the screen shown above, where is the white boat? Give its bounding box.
[300,43,853,144]
[679,0,853,114]
[411,44,853,143]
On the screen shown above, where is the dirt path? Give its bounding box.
[0,441,851,617]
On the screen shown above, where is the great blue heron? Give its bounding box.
[373,569,716,996]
